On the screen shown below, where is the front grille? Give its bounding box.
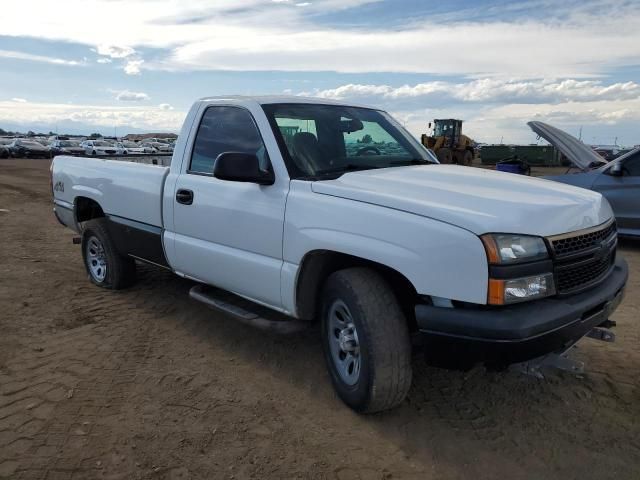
[548,220,617,295]
[551,221,616,257]
[555,251,615,293]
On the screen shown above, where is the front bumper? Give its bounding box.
[416,257,628,364]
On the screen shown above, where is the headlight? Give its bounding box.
[488,273,555,305]
[481,234,548,264]
[481,233,554,305]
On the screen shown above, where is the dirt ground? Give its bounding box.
[0,159,639,480]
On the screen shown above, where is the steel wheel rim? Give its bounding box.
[327,299,361,386]
[86,236,107,282]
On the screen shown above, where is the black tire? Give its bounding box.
[462,150,473,166]
[321,268,412,413]
[436,147,453,164]
[81,218,136,289]
[92,150,97,155]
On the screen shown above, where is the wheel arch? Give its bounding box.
[294,249,419,329]
[74,196,105,225]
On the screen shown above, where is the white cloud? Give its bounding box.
[308,78,640,104]
[0,100,184,131]
[124,59,144,75]
[158,103,174,110]
[113,90,150,101]
[11,98,27,103]
[97,45,136,59]
[391,97,640,146]
[0,49,82,66]
[2,0,639,144]
[0,0,638,77]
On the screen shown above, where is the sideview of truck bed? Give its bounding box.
[53,156,171,267]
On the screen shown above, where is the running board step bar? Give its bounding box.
[189,284,308,334]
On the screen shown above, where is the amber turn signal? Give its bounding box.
[481,235,501,264]
[488,278,506,305]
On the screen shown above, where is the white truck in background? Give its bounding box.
[51,96,628,413]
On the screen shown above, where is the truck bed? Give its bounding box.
[52,155,171,228]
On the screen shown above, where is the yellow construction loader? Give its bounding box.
[421,119,476,165]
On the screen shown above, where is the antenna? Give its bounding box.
[578,126,582,141]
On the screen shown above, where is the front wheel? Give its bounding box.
[436,147,453,164]
[462,150,473,166]
[81,219,136,289]
[321,268,412,413]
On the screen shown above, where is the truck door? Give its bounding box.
[593,151,640,233]
[169,105,289,309]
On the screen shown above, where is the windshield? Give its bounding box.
[601,147,640,170]
[93,141,111,146]
[60,141,78,147]
[122,141,137,147]
[262,103,436,179]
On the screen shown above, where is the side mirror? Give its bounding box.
[213,152,274,185]
[609,162,623,177]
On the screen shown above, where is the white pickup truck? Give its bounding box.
[51,96,628,413]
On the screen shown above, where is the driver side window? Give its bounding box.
[190,106,269,175]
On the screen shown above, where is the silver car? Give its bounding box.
[531,121,640,237]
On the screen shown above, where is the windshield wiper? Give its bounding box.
[389,158,433,166]
[313,163,382,176]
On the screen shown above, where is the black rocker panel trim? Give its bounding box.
[105,214,169,268]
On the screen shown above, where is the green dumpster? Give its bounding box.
[513,145,559,166]
[479,145,514,164]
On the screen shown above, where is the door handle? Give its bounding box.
[176,189,194,205]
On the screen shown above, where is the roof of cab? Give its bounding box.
[196,95,374,110]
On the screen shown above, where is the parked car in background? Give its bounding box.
[80,140,120,155]
[141,141,173,153]
[0,139,12,158]
[143,137,175,144]
[49,140,85,156]
[8,139,51,158]
[138,142,158,153]
[115,141,154,154]
[529,121,640,237]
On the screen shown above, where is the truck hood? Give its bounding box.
[527,121,606,171]
[311,165,612,236]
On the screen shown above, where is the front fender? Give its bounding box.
[282,182,489,313]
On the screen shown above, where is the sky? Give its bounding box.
[1,0,639,145]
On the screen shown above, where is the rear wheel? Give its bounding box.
[81,219,136,289]
[321,268,412,413]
